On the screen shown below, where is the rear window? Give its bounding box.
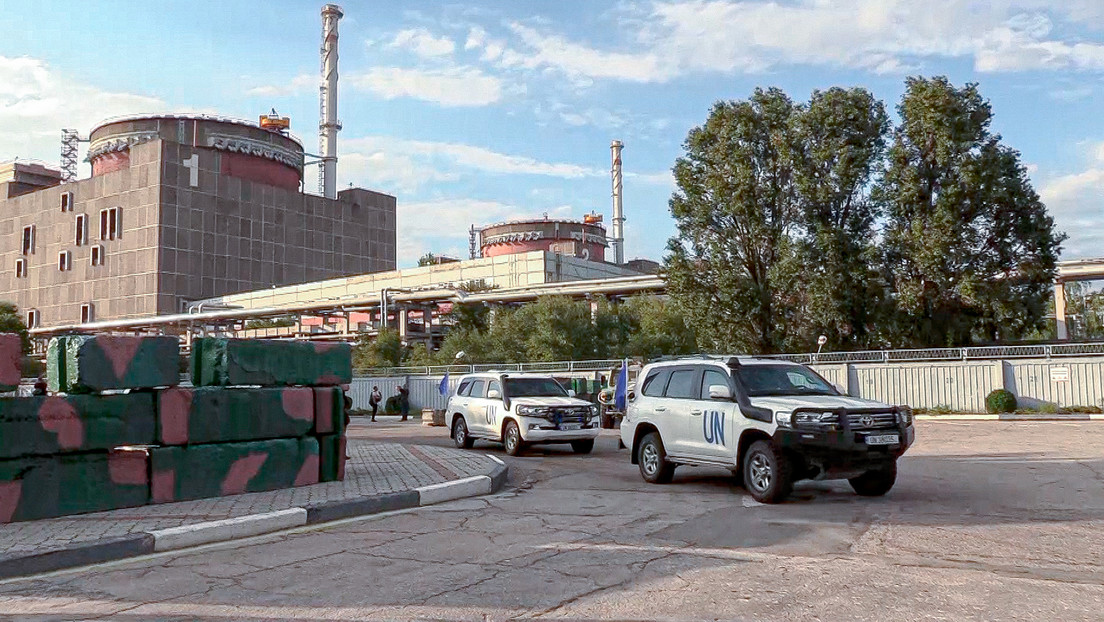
[641,370,670,397]
[664,369,699,399]
[457,380,472,396]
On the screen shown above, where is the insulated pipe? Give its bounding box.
[319,4,343,199]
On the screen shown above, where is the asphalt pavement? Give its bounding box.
[0,417,1102,621]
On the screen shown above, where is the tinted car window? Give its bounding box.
[505,378,567,397]
[487,380,502,397]
[736,365,835,397]
[664,369,699,399]
[457,380,472,396]
[701,369,730,398]
[469,379,487,398]
[641,370,670,397]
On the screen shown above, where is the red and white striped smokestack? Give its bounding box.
[319,4,343,199]
[610,140,625,265]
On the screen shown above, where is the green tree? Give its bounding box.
[791,87,890,349]
[352,327,403,371]
[0,303,30,353]
[877,77,1065,346]
[619,296,698,359]
[666,88,802,353]
[417,253,439,267]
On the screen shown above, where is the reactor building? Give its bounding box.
[0,4,397,329]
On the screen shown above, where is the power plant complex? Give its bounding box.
[3,4,657,345]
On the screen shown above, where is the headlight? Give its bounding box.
[590,405,599,417]
[775,412,792,427]
[897,408,913,427]
[517,405,541,416]
[793,411,839,428]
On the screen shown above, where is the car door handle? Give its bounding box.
[690,410,703,416]
[654,407,667,412]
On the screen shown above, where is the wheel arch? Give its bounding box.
[737,428,772,470]
[630,423,660,465]
[500,415,520,442]
[450,412,466,433]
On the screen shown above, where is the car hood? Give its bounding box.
[749,395,893,413]
[510,396,593,407]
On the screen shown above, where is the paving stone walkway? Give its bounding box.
[0,441,500,560]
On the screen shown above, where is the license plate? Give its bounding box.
[865,434,899,445]
[560,423,582,431]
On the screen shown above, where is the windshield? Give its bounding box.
[505,377,569,397]
[736,364,837,397]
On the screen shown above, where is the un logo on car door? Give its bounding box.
[702,410,725,446]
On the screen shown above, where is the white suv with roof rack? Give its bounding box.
[620,356,915,503]
[447,373,601,456]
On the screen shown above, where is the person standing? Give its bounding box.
[369,385,382,422]
[398,386,410,421]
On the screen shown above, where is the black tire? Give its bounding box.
[503,420,525,456]
[637,432,675,484]
[849,461,897,497]
[452,416,474,449]
[742,440,793,504]
[571,439,595,454]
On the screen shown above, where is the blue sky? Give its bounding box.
[3,1,1104,266]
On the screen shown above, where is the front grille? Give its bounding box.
[846,412,897,430]
[550,406,590,424]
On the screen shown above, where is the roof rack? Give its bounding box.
[648,354,744,367]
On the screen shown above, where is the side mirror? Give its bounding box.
[833,383,846,395]
[708,385,732,400]
[567,389,576,397]
[487,389,501,400]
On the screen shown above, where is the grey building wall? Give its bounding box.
[0,139,396,326]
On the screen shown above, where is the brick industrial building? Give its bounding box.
[0,115,396,329]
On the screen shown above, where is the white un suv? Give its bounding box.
[448,373,601,456]
[620,356,914,503]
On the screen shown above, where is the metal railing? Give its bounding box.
[353,343,1104,377]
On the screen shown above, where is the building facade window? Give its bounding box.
[99,207,122,241]
[26,309,39,329]
[75,214,87,246]
[21,225,35,255]
[91,244,104,266]
[15,259,26,279]
[80,303,94,324]
[61,192,73,212]
[58,250,72,271]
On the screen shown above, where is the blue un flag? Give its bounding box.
[614,359,628,411]
[439,371,450,396]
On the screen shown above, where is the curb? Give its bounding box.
[917,413,1104,421]
[0,461,508,580]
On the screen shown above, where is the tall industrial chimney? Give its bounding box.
[610,140,625,265]
[319,4,343,199]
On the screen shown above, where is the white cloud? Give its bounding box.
[338,150,460,195]
[246,74,316,97]
[475,1,1104,84]
[1039,145,1104,258]
[391,28,456,58]
[0,56,164,168]
[343,135,602,178]
[348,66,503,107]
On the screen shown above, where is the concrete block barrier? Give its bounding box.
[150,437,320,503]
[191,338,352,387]
[0,448,150,523]
[156,387,315,445]
[317,434,346,482]
[0,334,20,392]
[0,393,156,459]
[48,335,180,393]
[312,386,346,435]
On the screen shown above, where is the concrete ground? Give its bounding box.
[1,418,1102,621]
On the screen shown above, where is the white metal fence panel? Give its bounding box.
[1007,358,1104,408]
[853,362,1000,411]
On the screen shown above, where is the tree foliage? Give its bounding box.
[666,77,1064,352]
[0,303,29,353]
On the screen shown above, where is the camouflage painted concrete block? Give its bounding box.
[317,434,346,482]
[0,393,156,459]
[0,449,150,523]
[49,335,180,393]
[46,337,66,394]
[150,437,320,503]
[157,387,315,445]
[312,387,347,435]
[0,334,20,392]
[191,338,352,387]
